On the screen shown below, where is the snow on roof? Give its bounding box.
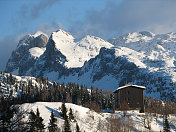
[113,84,146,93]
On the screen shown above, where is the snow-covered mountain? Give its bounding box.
[39,29,113,68]
[109,31,176,80]
[27,29,113,77]
[58,47,175,100]
[5,30,176,100]
[5,31,48,75]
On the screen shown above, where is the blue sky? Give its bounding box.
[1,0,176,71]
[0,0,110,41]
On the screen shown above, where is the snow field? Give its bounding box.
[20,102,176,132]
[20,102,108,132]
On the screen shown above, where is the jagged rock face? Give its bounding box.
[5,32,48,75]
[29,30,73,77]
[31,38,68,77]
[77,47,140,82]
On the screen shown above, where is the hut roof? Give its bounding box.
[113,84,146,93]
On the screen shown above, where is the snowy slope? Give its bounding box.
[19,102,176,132]
[20,102,108,132]
[29,47,46,58]
[109,31,176,81]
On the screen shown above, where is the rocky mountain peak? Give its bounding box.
[82,35,109,43]
[51,29,74,40]
[17,31,48,49]
[139,31,155,37]
[5,31,49,75]
[33,30,47,37]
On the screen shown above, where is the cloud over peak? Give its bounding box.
[71,0,176,39]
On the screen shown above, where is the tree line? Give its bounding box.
[0,73,115,112]
[0,73,176,113]
[0,72,176,131]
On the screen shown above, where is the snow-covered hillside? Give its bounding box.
[20,102,176,132]
[20,102,107,132]
[0,72,46,99]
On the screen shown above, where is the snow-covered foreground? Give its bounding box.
[20,102,176,132]
[20,102,108,132]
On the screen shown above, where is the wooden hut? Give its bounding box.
[113,84,146,112]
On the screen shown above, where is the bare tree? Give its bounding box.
[144,108,152,130]
[107,113,135,132]
[89,101,101,113]
[108,114,121,132]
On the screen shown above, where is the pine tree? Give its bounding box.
[9,73,13,84]
[28,108,45,131]
[163,114,170,132]
[76,123,80,132]
[60,102,67,120]
[69,108,74,121]
[28,110,36,131]
[48,111,58,132]
[35,108,45,131]
[60,102,71,132]
[64,116,71,132]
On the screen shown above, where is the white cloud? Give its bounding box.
[71,0,176,39]
[37,22,64,35]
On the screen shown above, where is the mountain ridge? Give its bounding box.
[5,30,176,100]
